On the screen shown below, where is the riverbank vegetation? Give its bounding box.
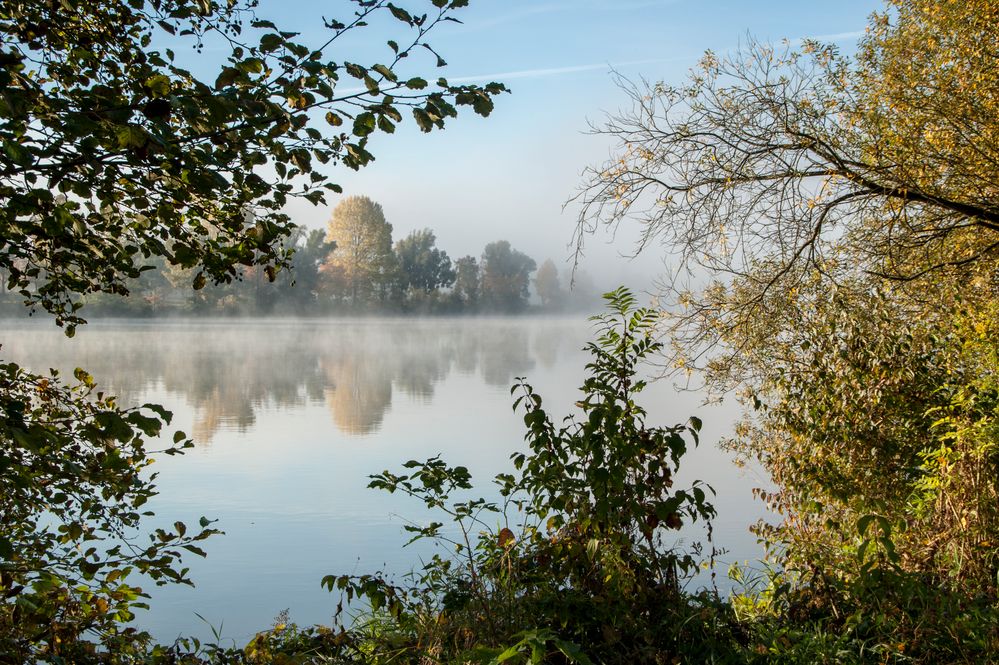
[4,0,999,662]
[570,0,999,660]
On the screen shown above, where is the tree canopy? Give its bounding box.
[0,0,505,332]
[452,254,480,308]
[480,240,536,312]
[323,195,397,304]
[534,258,562,309]
[575,0,999,356]
[394,227,455,293]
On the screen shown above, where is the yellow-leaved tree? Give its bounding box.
[322,195,398,307]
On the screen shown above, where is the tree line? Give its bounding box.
[18,195,600,316]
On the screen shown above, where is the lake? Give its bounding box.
[0,317,772,645]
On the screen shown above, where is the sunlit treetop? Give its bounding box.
[856,0,999,254]
[323,194,396,303]
[0,0,505,333]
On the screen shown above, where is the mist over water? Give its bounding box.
[1,317,772,644]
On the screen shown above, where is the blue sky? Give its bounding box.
[257,0,882,289]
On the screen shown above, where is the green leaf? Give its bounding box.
[74,368,94,386]
[144,74,171,98]
[472,93,494,116]
[95,411,134,442]
[236,57,265,74]
[492,643,524,663]
[352,112,376,137]
[372,64,397,82]
[214,66,241,89]
[344,62,367,79]
[413,108,433,132]
[126,412,161,437]
[259,33,283,52]
[2,141,31,166]
[377,115,395,134]
[857,514,876,536]
[289,148,312,171]
[386,4,413,24]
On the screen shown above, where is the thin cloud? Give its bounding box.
[446,55,697,85]
[800,29,866,43]
[331,55,697,95]
[590,0,686,9]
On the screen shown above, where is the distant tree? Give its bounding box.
[323,196,397,306]
[480,240,537,312]
[395,228,456,293]
[318,260,349,306]
[162,260,221,311]
[534,258,563,309]
[251,243,330,314]
[452,255,481,310]
[290,228,336,308]
[84,254,172,314]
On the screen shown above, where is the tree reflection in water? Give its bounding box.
[1,318,575,442]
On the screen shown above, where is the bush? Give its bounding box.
[323,288,724,664]
[0,361,219,662]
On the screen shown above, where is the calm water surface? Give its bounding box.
[1,317,772,644]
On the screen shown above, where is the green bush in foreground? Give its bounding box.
[321,287,723,664]
[316,287,999,665]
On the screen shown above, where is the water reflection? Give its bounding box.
[323,350,393,436]
[1,318,575,442]
[0,317,768,642]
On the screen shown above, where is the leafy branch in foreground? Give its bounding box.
[0,1,506,659]
[0,359,219,661]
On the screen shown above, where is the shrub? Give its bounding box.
[324,288,721,663]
